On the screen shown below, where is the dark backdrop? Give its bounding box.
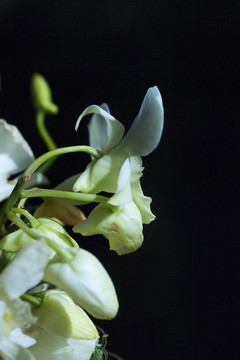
[0,1,239,359]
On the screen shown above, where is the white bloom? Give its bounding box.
[0,240,51,360]
[73,86,164,223]
[74,159,143,255]
[44,248,119,320]
[0,119,48,202]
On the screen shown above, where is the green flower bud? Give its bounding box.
[34,290,99,341]
[30,73,59,114]
[34,198,86,226]
[44,248,119,320]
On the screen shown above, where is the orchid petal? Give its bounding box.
[130,157,155,224]
[73,149,126,194]
[108,158,132,206]
[0,240,50,300]
[118,86,164,156]
[54,174,89,205]
[88,103,120,152]
[75,105,124,153]
[0,119,35,178]
[74,202,143,255]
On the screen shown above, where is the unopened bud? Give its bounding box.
[34,290,99,340]
[30,73,59,114]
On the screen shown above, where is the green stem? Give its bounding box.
[108,352,124,360]
[21,293,42,307]
[11,208,40,228]
[36,111,57,151]
[35,110,58,173]
[23,145,102,178]
[21,188,109,204]
[6,211,72,262]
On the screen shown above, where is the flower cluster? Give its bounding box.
[0,73,164,359]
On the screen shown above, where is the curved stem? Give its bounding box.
[36,111,57,151]
[35,110,58,173]
[108,352,124,360]
[23,145,102,178]
[21,188,109,204]
[21,293,42,307]
[11,208,40,228]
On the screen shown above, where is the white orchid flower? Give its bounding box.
[28,290,99,360]
[44,247,119,320]
[0,240,51,360]
[0,119,48,203]
[73,86,164,224]
[74,159,143,255]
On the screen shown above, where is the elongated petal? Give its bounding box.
[44,248,119,320]
[107,158,132,206]
[0,240,50,300]
[130,157,155,224]
[0,119,35,178]
[117,86,164,156]
[88,103,114,152]
[75,105,124,153]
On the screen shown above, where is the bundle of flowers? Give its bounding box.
[0,74,164,359]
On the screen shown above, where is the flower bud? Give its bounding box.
[0,218,78,253]
[44,248,119,320]
[34,290,99,341]
[73,202,143,255]
[30,73,59,114]
[34,198,86,226]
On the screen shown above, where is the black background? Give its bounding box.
[0,1,239,359]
